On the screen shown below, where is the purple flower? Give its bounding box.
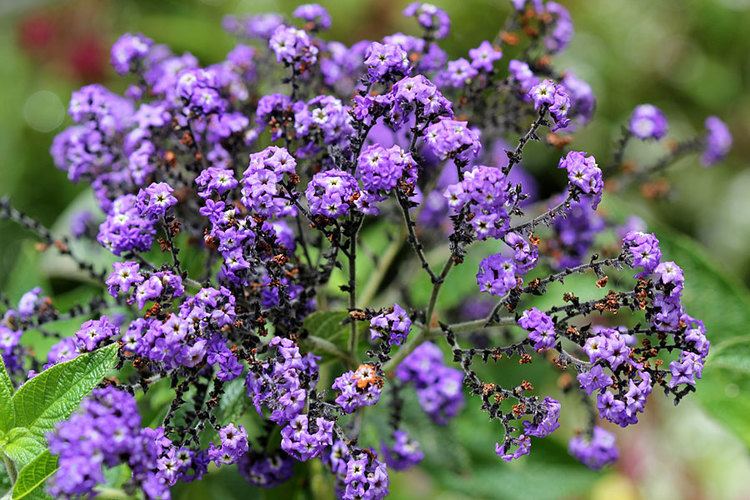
[364,42,410,83]
[529,79,556,109]
[560,72,596,127]
[702,116,732,166]
[111,33,153,74]
[518,307,556,351]
[382,430,423,471]
[280,414,333,461]
[332,364,383,413]
[74,316,119,352]
[505,232,539,274]
[246,337,318,425]
[293,3,332,31]
[629,104,668,140]
[509,60,539,97]
[544,2,574,54]
[523,397,561,438]
[403,2,450,39]
[137,182,177,218]
[622,231,662,275]
[444,165,510,240]
[424,118,481,165]
[370,304,412,346]
[238,451,295,488]
[305,169,359,219]
[558,151,603,209]
[241,146,298,218]
[577,365,613,395]
[357,145,417,198]
[469,41,502,72]
[496,434,531,462]
[477,254,517,297]
[569,426,619,469]
[176,69,226,115]
[269,25,318,68]
[440,58,478,88]
[207,424,249,465]
[395,342,465,424]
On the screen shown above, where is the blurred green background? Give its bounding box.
[0,0,749,498]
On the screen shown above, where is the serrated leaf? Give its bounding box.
[11,343,119,440]
[0,355,14,431]
[1,428,45,470]
[218,378,249,425]
[11,450,57,500]
[303,310,350,342]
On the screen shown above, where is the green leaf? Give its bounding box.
[698,336,750,448]
[302,310,368,360]
[440,463,597,500]
[1,428,45,470]
[0,355,14,431]
[41,190,115,284]
[218,378,249,425]
[11,344,119,440]
[12,450,57,500]
[303,310,350,343]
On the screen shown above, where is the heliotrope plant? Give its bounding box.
[0,1,733,498]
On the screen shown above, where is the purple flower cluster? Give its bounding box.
[280,414,334,461]
[305,169,360,219]
[702,116,732,166]
[6,1,730,496]
[558,151,603,209]
[505,232,539,274]
[524,397,561,437]
[476,253,518,297]
[568,426,619,470]
[529,79,571,129]
[238,451,295,488]
[326,442,390,500]
[622,231,662,275]
[364,42,410,84]
[246,337,319,425]
[269,25,319,69]
[117,286,239,378]
[49,387,200,498]
[207,424,249,465]
[357,145,418,209]
[629,104,669,140]
[74,316,119,352]
[332,364,383,413]
[548,198,605,268]
[369,303,412,346]
[404,2,450,39]
[395,342,465,424]
[444,165,511,240]
[382,430,424,471]
[241,146,298,218]
[518,307,556,351]
[424,118,481,165]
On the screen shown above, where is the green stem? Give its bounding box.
[347,216,364,358]
[2,453,17,485]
